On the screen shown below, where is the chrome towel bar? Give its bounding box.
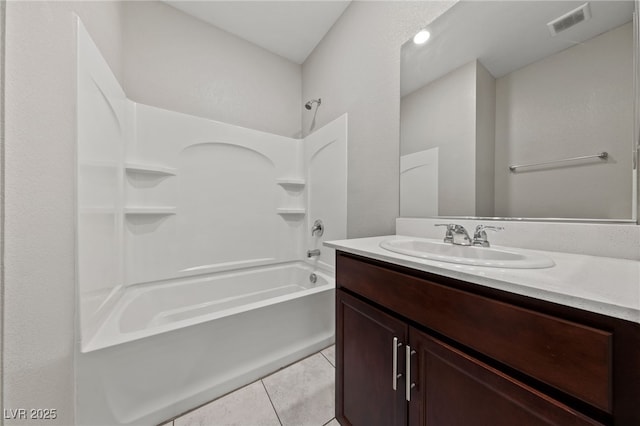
[509,152,608,172]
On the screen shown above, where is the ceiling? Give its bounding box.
[165,1,351,64]
[401,1,635,96]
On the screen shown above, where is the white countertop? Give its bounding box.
[325,235,640,324]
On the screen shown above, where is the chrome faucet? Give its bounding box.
[472,225,504,247]
[435,224,472,246]
[307,249,321,258]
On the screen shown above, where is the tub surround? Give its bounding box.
[77,20,347,349]
[325,235,640,323]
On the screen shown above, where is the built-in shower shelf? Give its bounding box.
[125,162,177,176]
[276,178,306,189]
[276,208,306,216]
[124,207,177,215]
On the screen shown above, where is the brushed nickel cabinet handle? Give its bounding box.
[392,337,402,390]
[406,345,416,402]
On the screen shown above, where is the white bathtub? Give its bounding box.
[76,261,335,426]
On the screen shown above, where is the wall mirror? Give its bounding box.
[400,1,638,222]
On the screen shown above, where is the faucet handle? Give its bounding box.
[472,225,504,247]
[435,224,455,243]
[311,219,324,237]
[475,224,504,233]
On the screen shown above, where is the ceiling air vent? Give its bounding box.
[547,3,592,36]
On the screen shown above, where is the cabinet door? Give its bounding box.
[407,328,602,426]
[337,290,408,426]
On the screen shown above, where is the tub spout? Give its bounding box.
[307,249,321,258]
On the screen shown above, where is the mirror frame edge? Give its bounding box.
[635,0,640,225]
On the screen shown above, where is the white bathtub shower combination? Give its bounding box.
[76,21,346,425]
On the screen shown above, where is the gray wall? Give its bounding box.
[400,61,477,216]
[123,1,302,138]
[494,22,633,219]
[400,59,495,217]
[302,1,456,237]
[475,61,496,217]
[3,2,123,424]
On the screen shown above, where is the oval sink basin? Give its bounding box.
[379,238,554,269]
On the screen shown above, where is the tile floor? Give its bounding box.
[161,345,338,426]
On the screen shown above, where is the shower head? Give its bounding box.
[304,98,321,110]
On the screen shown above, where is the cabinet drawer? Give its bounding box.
[337,254,612,413]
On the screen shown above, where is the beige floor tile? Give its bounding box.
[263,353,335,426]
[324,419,340,426]
[174,381,280,426]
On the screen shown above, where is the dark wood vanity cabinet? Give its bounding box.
[338,290,407,426]
[335,252,640,426]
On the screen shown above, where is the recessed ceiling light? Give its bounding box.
[413,30,431,45]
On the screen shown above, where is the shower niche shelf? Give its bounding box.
[276,178,306,189]
[125,162,177,176]
[277,178,306,218]
[124,207,177,216]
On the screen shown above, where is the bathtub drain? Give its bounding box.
[309,273,318,284]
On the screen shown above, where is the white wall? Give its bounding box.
[494,22,633,219]
[3,2,123,424]
[302,1,456,237]
[123,1,302,139]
